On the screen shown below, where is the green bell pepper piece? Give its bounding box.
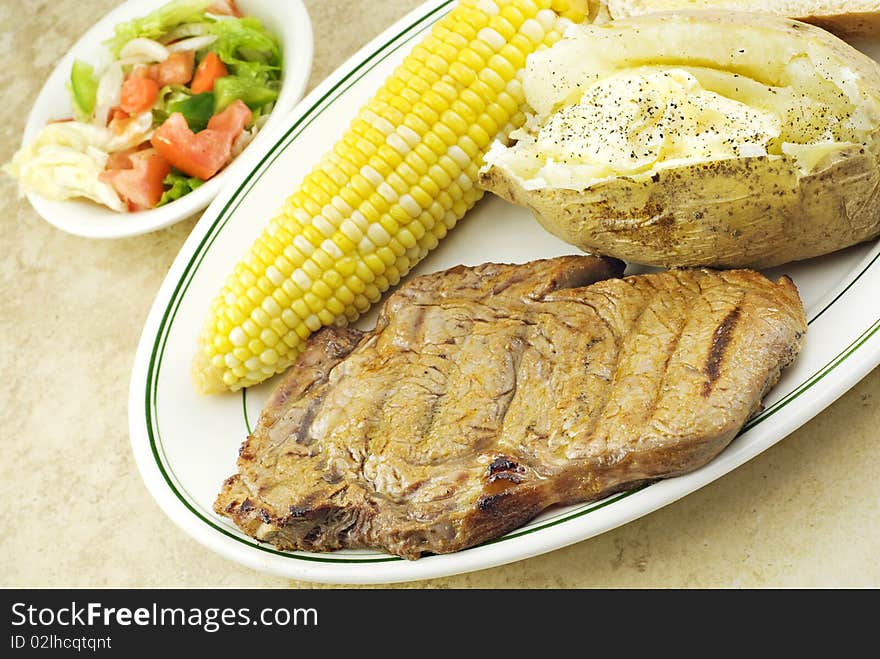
[213,76,278,113]
[70,60,98,118]
[166,92,215,132]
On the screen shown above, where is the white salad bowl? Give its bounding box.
[18,0,313,239]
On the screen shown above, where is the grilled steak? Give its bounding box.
[215,255,806,559]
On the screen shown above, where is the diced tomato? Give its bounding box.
[151,113,229,179]
[105,148,135,171]
[191,52,228,94]
[108,110,149,135]
[208,0,242,17]
[109,113,130,135]
[100,148,171,210]
[130,65,153,79]
[151,100,252,180]
[105,143,151,170]
[130,54,194,88]
[120,76,159,114]
[155,51,195,87]
[207,99,252,134]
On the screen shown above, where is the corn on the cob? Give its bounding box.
[193,0,589,393]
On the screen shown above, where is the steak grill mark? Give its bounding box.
[703,305,742,397]
[215,257,806,558]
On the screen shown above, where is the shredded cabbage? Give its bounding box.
[17,113,153,157]
[105,0,212,56]
[2,114,155,210]
[209,17,281,79]
[158,21,212,43]
[4,138,124,211]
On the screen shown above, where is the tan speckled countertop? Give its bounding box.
[2,0,879,588]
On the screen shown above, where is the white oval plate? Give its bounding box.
[129,0,880,583]
[19,0,313,239]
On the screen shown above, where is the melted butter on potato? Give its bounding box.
[483,15,880,191]
[478,12,880,268]
[528,69,780,188]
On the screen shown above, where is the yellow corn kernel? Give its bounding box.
[192,0,589,393]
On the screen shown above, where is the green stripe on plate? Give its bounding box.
[148,0,456,519]
[142,0,880,565]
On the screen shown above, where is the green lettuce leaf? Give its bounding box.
[209,16,282,81]
[105,0,212,56]
[158,169,204,206]
[152,84,187,126]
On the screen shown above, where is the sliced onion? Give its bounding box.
[116,56,153,68]
[167,35,217,53]
[119,38,169,64]
[230,128,255,160]
[105,112,155,152]
[159,22,211,43]
[93,62,123,127]
[254,106,272,131]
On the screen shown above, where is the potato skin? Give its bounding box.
[805,13,880,38]
[481,131,880,268]
[479,12,880,269]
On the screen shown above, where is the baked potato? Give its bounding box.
[606,0,880,38]
[479,11,880,268]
